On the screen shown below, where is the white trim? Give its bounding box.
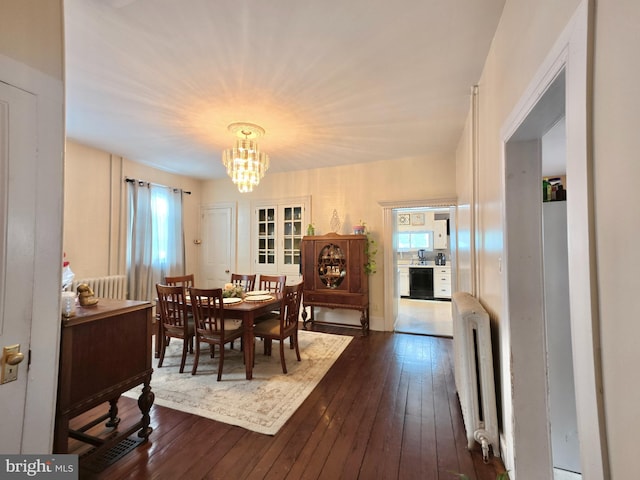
[499,1,607,477]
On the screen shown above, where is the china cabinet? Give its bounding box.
[301,233,369,334]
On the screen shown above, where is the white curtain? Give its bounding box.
[126,181,185,301]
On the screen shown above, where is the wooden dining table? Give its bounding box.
[223,293,282,380]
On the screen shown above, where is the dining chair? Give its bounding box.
[230,273,256,292]
[165,273,195,291]
[254,274,287,326]
[189,287,244,380]
[160,274,196,351]
[252,282,304,374]
[258,274,286,293]
[156,284,195,373]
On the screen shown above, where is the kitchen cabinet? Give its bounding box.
[433,266,451,299]
[301,233,369,334]
[434,219,448,249]
[398,266,410,297]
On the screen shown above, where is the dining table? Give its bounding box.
[223,292,282,380]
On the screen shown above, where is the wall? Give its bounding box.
[456,0,640,477]
[593,0,640,476]
[64,140,203,284]
[201,153,456,330]
[0,0,63,80]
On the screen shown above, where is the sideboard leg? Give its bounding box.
[137,381,154,439]
[105,397,121,428]
[360,308,370,335]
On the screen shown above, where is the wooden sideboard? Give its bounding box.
[301,233,370,334]
[54,298,154,459]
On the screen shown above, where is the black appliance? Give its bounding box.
[409,267,433,299]
[436,253,446,265]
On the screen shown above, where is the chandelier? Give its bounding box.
[222,122,270,193]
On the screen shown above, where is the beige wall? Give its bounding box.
[593,0,640,476]
[0,0,64,80]
[456,0,640,476]
[64,140,203,283]
[202,153,457,330]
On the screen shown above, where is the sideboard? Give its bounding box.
[53,298,154,460]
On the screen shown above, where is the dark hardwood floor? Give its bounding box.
[71,325,506,479]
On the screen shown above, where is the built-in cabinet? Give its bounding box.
[433,266,451,299]
[253,197,309,276]
[434,219,448,249]
[399,266,410,297]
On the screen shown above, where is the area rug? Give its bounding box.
[124,330,352,435]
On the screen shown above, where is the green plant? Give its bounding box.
[359,220,378,275]
[306,223,315,235]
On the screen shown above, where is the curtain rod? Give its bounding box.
[124,177,191,195]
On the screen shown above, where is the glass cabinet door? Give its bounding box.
[283,206,303,266]
[257,207,276,266]
[253,199,309,275]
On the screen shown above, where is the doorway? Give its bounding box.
[380,200,457,335]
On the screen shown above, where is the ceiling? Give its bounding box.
[64,0,506,180]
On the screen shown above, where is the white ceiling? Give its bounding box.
[64,0,506,180]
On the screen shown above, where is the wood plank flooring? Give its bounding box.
[72,326,506,479]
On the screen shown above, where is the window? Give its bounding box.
[126,181,184,301]
[253,197,309,276]
[398,231,433,251]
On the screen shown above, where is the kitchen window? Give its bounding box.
[398,231,433,251]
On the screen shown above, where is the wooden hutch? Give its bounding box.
[301,233,369,334]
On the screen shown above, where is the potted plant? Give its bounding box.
[358,221,377,275]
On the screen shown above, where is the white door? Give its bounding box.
[544,200,581,473]
[200,204,235,288]
[0,81,38,453]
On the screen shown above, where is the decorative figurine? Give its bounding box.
[76,283,99,306]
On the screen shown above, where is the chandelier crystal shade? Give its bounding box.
[222,122,270,193]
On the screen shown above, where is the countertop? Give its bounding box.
[397,262,449,269]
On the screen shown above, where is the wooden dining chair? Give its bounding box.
[165,273,195,291]
[258,274,286,293]
[189,287,244,380]
[254,274,288,326]
[156,284,195,373]
[252,282,304,374]
[230,273,256,292]
[159,274,195,352]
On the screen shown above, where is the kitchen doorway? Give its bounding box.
[380,202,457,336]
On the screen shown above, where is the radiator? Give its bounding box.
[71,275,127,300]
[452,291,499,462]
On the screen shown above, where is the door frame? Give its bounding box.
[500,1,608,477]
[0,54,65,452]
[379,197,457,332]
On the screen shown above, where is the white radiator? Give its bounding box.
[71,275,127,300]
[452,291,499,462]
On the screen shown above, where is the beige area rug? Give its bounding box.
[124,330,352,435]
